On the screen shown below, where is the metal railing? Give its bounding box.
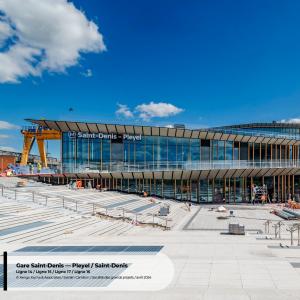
[64,159,300,173]
[0,184,171,229]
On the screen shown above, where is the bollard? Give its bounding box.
[153,214,155,226]
[277,221,284,239]
[62,196,65,208]
[286,226,297,246]
[1,185,3,197]
[264,220,272,234]
[32,191,35,202]
[122,208,125,221]
[75,201,78,212]
[293,223,300,246]
[93,203,95,214]
[15,190,17,200]
[272,223,278,239]
[45,196,48,206]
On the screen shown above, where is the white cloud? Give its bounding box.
[0,18,12,47]
[0,134,9,138]
[0,146,17,152]
[279,118,300,123]
[0,0,106,83]
[116,103,134,118]
[0,120,19,129]
[135,102,183,121]
[81,69,93,78]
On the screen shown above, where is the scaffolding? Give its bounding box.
[20,126,61,168]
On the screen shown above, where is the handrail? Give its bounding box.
[65,159,300,173]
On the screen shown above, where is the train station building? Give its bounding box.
[27,119,300,204]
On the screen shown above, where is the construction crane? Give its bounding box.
[20,126,61,168]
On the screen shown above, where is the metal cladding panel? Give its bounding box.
[134,126,143,134]
[143,126,151,135]
[289,168,299,175]
[191,130,200,138]
[152,127,159,136]
[87,123,99,133]
[143,172,153,179]
[199,131,208,139]
[231,169,245,177]
[176,129,184,138]
[277,139,289,145]
[106,124,116,133]
[224,169,236,178]
[228,134,236,141]
[215,169,228,178]
[206,132,214,140]
[167,128,176,137]
[190,170,200,180]
[30,119,47,127]
[181,171,190,180]
[295,141,300,146]
[172,171,182,179]
[255,169,269,177]
[125,125,134,134]
[43,120,60,131]
[111,172,122,179]
[160,127,168,136]
[163,171,173,180]
[220,133,230,141]
[248,136,257,143]
[153,172,163,179]
[262,137,271,144]
[262,169,276,177]
[184,129,192,138]
[240,169,253,177]
[268,138,277,144]
[65,173,76,178]
[255,137,264,143]
[241,136,251,142]
[77,123,89,132]
[207,170,218,179]
[100,172,111,179]
[54,121,70,132]
[212,132,222,140]
[65,122,77,131]
[122,172,133,179]
[88,173,100,178]
[200,170,210,178]
[133,172,143,179]
[249,169,261,177]
[116,125,126,134]
[234,135,243,142]
[96,124,108,133]
[271,168,284,176]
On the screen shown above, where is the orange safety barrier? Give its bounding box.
[288,199,300,209]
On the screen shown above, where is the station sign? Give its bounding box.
[67,131,142,141]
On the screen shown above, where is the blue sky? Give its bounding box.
[1,0,300,157]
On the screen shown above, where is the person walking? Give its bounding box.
[37,162,42,174]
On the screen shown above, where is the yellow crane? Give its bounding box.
[20,126,61,168]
